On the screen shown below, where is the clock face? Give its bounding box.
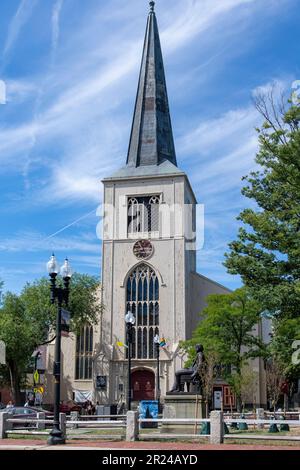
[133,239,154,260]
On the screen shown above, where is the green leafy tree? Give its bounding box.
[262,317,300,405]
[0,274,100,404]
[0,293,37,405]
[224,95,300,319]
[0,278,3,305]
[182,288,262,411]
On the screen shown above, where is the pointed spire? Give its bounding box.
[126,2,177,168]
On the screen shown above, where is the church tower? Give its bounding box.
[98,2,228,407]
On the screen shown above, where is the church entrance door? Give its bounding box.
[132,370,155,401]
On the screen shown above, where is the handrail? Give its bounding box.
[139,418,210,423]
[66,420,126,426]
[72,415,126,419]
[224,418,300,425]
[7,418,53,423]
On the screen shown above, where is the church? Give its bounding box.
[97,1,230,406]
[43,3,268,410]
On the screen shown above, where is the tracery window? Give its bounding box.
[75,324,93,380]
[128,195,160,234]
[126,264,159,359]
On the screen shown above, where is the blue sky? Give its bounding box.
[0,0,299,293]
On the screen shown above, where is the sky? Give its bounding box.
[0,0,299,293]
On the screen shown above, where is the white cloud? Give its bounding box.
[0,0,268,204]
[52,0,64,60]
[0,231,99,254]
[5,79,38,103]
[178,107,259,157]
[2,0,38,61]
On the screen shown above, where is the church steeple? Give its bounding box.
[126,1,177,168]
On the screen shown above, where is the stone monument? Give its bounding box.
[162,345,206,433]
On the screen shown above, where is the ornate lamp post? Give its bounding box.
[125,311,135,411]
[154,334,160,411]
[46,254,72,445]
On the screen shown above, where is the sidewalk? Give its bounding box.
[0,439,299,450]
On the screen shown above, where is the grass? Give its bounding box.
[8,434,48,441]
[5,425,300,448]
[225,439,300,447]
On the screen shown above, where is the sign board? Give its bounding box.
[33,370,40,384]
[61,308,71,332]
[96,375,107,390]
[214,390,222,409]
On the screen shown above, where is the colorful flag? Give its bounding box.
[159,338,166,347]
[116,341,128,349]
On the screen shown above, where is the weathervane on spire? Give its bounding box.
[149,1,155,12]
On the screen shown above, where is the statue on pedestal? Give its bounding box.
[168,344,205,394]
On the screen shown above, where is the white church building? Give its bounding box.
[43,3,268,410]
[98,1,230,406]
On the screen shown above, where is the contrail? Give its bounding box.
[42,207,98,242]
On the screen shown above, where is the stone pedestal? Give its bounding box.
[162,394,206,434]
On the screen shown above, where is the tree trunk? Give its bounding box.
[236,395,242,413]
[205,400,209,418]
[236,362,242,413]
[8,361,22,405]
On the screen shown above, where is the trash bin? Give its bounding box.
[139,400,158,429]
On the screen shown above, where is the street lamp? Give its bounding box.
[154,334,160,411]
[125,310,135,411]
[46,254,72,445]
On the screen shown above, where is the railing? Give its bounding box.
[2,410,300,444]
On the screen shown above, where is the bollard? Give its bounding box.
[59,413,67,439]
[70,411,79,429]
[0,412,12,439]
[256,408,264,430]
[36,412,45,430]
[126,411,139,442]
[210,411,224,445]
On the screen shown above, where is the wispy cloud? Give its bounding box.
[2,0,38,63]
[51,0,64,63]
[0,0,269,204]
[0,0,298,292]
[0,230,99,254]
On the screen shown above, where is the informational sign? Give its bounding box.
[34,386,44,394]
[214,390,222,409]
[33,370,40,384]
[96,375,107,390]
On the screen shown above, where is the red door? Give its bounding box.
[132,370,155,401]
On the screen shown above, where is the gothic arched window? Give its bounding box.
[128,195,160,235]
[126,264,159,359]
[75,324,93,380]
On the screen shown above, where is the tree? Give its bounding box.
[269,317,300,382]
[198,350,219,416]
[224,94,300,320]
[182,288,262,411]
[0,278,3,304]
[0,293,36,405]
[239,365,259,411]
[265,358,285,414]
[0,274,100,404]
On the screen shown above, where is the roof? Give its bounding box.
[105,159,184,180]
[125,2,177,173]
